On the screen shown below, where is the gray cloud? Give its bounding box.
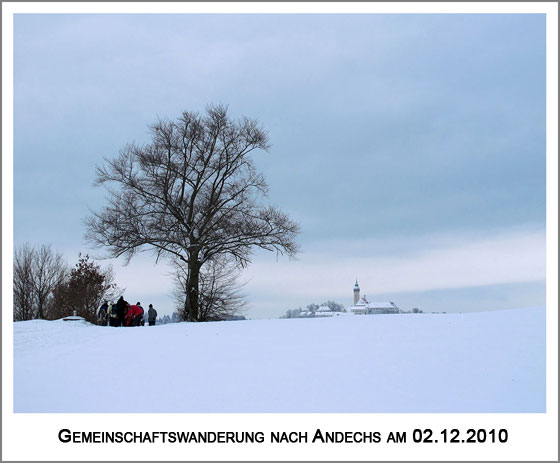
[13,13,546,317]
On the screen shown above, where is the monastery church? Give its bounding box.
[311,280,400,317]
[346,280,399,315]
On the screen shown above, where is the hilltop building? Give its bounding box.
[347,280,399,315]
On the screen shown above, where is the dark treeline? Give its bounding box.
[13,243,120,324]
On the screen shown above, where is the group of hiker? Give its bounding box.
[97,296,158,327]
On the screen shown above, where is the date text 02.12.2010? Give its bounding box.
[411,428,508,444]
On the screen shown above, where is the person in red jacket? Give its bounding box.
[125,304,144,327]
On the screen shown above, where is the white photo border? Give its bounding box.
[2,2,558,461]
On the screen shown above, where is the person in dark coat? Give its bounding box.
[97,301,108,326]
[147,304,157,326]
[108,301,119,327]
[116,296,128,327]
[136,302,145,326]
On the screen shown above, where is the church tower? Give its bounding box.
[353,279,360,305]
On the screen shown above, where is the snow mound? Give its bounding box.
[13,307,545,412]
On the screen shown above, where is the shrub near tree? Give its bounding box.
[50,254,120,323]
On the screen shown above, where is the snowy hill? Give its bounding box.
[13,307,545,413]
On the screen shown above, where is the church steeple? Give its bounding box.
[353,279,360,305]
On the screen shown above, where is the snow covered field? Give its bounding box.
[13,307,545,413]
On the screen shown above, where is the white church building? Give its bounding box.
[346,280,400,315]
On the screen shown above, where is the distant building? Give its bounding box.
[314,305,335,317]
[347,280,399,315]
[298,306,349,318]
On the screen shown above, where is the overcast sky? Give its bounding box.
[13,13,547,318]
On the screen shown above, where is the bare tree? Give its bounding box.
[173,256,246,321]
[33,244,67,319]
[13,243,68,321]
[86,105,299,321]
[14,244,36,321]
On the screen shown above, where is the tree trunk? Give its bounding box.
[185,259,202,321]
[37,296,45,320]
